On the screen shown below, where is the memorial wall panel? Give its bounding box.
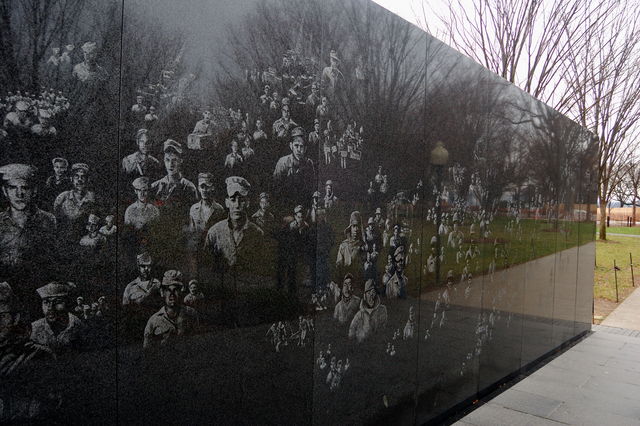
[0,0,596,424]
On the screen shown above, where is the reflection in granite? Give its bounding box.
[0,0,596,424]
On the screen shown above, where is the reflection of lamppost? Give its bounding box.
[431,141,449,285]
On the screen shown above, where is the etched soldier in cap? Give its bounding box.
[273,127,315,204]
[124,177,160,231]
[193,110,214,135]
[131,95,147,115]
[333,274,360,324]
[348,279,387,343]
[251,192,275,234]
[323,180,338,209]
[43,157,71,208]
[224,139,244,171]
[183,279,205,308]
[336,211,366,269]
[79,213,107,251]
[122,129,161,179]
[305,83,321,115]
[122,252,161,306]
[272,104,298,143]
[203,176,266,287]
[72,41,107,82]
[53,162,96,230]
[321,50,344,96]
[0,164,57,276]
[151,139,198,217]
[188,173,225,237]
[31,281,86,353]
[0,281,58,421]
[143,270,199,349]
[386,246,408,299]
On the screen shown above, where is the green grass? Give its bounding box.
[604,226,640,236]
[595,235,640,302]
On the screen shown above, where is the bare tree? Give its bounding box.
[564,0,640,239]
[426,0,612,114]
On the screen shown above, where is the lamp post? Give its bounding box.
[430,141,449,285]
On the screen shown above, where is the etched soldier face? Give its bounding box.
[138,263,151,280]
[259,197,269,210]
[189,282,198,294]
[364,288,376,307]
[138,133,150,154]
[290,138,306,161]
[0,310,18,339]
[135,186,149,203]
[198,181,215,201]
[226,193,248,221]
[395,254,405,272]
[73,171,87,191]
[281,106,290,119]
[83,49,97,63]
[136,96,143,104]
[203,111,211,121]
[231,140,239,153]
[162,284,181,308]
[321,97,328,106]
[256,119,263,130]
[294,210,303,222]
[164,152,182,176]
[87,221,99,234]
[350,224,359,239]
[342,278,352,298]
[2,178,35,211]
[42,297,68,324]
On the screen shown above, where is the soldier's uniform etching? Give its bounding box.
[124,177,160,231]
[121,129,161,179]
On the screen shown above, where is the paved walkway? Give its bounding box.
[602,287,640,331]
[453,327,640,426]
[608,233,640,238]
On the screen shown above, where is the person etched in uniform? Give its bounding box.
[72,41,108,82]
[43,157,71,209]
[323,180,337,209]
[30,109,57,136]
[333,274,360,324]
[305,83,320,115]
[364,216,381,251]
[192,110,213,135]
[183,279,204,308]
[143,270,198,350]
[224,140,244,172]
[122,252,161,307]
[151,139,198,218]
[336,211,366,269]
[373,207,384,229]
[308,119,321,152]
[53,163,95,234]
[124,177,160,231]
[121,129,161,179]
[252,118,268,145]
[251,192,275,234]
[30,281,86,354]
[273,127,315,204]
[3,100,32,130]
[259,85,272,105]
[315,96,329,121]
[79,213,107,252]
[131,95,147,117]
[321,50,344,96]
[203,177,266,287]
[0,164,57,283]
[99,214,117,237]
[241,137,255,163]
[0,282,57,422]
[386,246,408,299]
[144,106,158,123]
[272,105,298,144]
[348,279,387,343]
[188,173,225,237]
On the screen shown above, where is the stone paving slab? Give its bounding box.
[601,288,640,331]
[453,330,640,426]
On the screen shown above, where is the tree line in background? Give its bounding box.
[421,0,640,239]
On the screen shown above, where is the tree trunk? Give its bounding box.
[633,197,637,226]
[599,204,607,240]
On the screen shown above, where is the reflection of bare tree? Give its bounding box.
[217,0,426,186]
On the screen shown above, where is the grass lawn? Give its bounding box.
[594,235,640,302]
[604,226,640,236]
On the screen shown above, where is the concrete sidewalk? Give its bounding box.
[453,327,640,426]
[602,287,640,331]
